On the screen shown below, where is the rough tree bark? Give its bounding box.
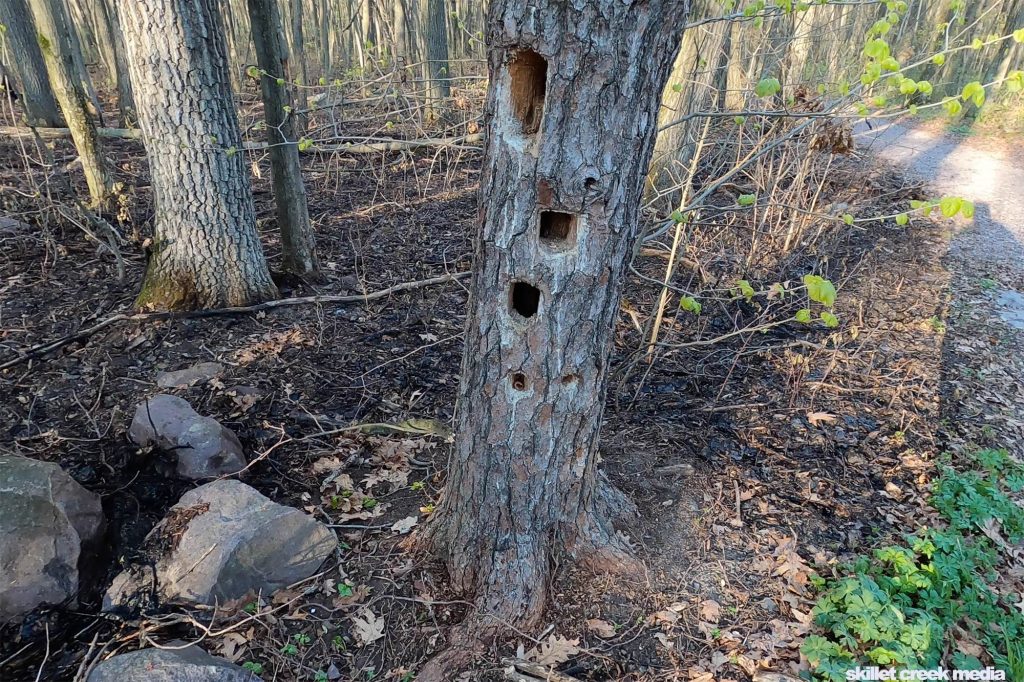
[0,0,62,126]
[93,0,135,125]
[27,0,111,204]
[422,0,689,663]
[117,0,277,310]
[247,0,319,276]
[423,0,450,123]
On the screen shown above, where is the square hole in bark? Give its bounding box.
[539,211,576,248]
[509,49,547,135]
[509,281,541,318]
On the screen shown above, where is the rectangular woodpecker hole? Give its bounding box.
[510,281,541,319]
[509,49,547,135]
[539,211,576,248]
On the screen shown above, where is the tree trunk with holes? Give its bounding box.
[27,0,111,204]
[425,0,689,643]
[117,0,277,310]
[247,0,319,277]
[0,0,62,126]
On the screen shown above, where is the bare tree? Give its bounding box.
[422,0,450,122]
[0,0,62,126]
[248,0,319,277]
[27,0,111,205]
[420,0,689,670]
[117,0,277,310]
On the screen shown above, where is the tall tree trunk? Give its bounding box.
[287,0,309,118]
[95,0,135,125]
[422,0,689,660]
[62,0,103,121]
[423,0,450,123]
[247,0,319,276]
[117,0,277,310]
[0,0,62,126]
[28,0,111,204]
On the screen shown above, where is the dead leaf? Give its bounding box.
[753,674,803,682]
[312,457,345,475]
[525,635,580,666]
[649,609,681,626]
[364,469,409,489]
[217,632,247,662]
[700,599,722,623]
[653,632,675,651]
[351,608,385,646]
[585,618,616,638]
[390,516,418,534]
[806,411,836,427]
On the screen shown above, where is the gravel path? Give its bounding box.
[861,121,1024,459]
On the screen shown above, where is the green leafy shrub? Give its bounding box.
[802,450,1024,680]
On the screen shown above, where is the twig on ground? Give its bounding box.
[0,272,469,371]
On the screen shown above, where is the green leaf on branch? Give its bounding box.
[738,194,756,206]
[671,209,685,223]
[961,200,975,219]
[843,213,854,225]
[943,98,962,117]
[795,308,812,323]
[297,137,313,152]
[820,311,839,328]
[679,296,702,314]
[895,213,909,225]
[1005,71,1024,93]
[971,37,984,50]
[736,280,755,301]
[803,274,837,307]
[864,38,890,60]
[932,53,945,65]
[916,80,933,95]
[939,196,963,218]
[961,81,985,107]
[1014,28,1024,43]
[276,77,285,86]
[881,56,900,72]
[755,77,781,98]
[899,78,917,95]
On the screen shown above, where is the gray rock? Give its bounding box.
[105,480,336,608]
[129,394,246,479]
[88,644,260,681]
[0,455,104,623]
[156,362,225,389]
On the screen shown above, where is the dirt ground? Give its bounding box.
[0,107,991,681]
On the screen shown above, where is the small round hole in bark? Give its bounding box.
[508,49,547,136]
[560,373,579,385]
[511,373,529,391]
[509,281,541,318]
[539,211,577,248]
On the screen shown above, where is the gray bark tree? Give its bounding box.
[420,0,689,670]
[117,0,278,310]
[0,0,62,126]
[247,0,319,276]
[423,0,450,123]
[28,0,111,204]
[93,0,135,125]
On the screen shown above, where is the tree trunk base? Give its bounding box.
[414,479,642,679]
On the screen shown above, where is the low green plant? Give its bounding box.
[802,449,1024,680]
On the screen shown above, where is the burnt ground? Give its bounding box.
[0,105,969,681]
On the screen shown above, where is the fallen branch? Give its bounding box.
[501,659,581,682]
[0,125,142,140]
[0,272,469,371]
[0,125,483,153]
